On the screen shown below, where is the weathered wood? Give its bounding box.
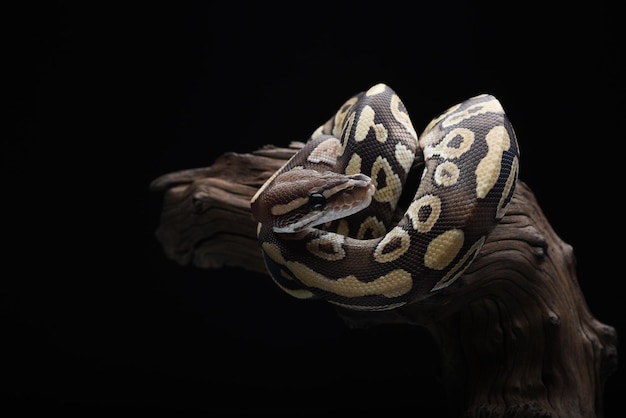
[150,143,618,418]
[150,142,304,272]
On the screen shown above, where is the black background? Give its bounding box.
[4,1,624,415]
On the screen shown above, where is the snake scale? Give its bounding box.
[251,83,519,311]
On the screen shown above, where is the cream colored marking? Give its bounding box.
[271,196,309,216]
[434,161,460,187]
[366,83,387,96]
[442,96,502,129]
[407,194,442,233]
[262,242,412,298]
[311,124,325,139]
[374,227,410,262]
[356,216,386,239]
[307,137,341,165]
[390,94,418,140]
[345,153,362,176]
[424,229,464,270]
[394,142,415,174]
[332,96,359,138]
[475,125,510,199]
[266,265,315,299]
[329,300,406,312]
[496,156,518,219]
[430,236,485,291]
[355,105,388,143]
[306,235,346,261]
[425,127,475,160]
[322,182,365,201]
[371,156,402,204]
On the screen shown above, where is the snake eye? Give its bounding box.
[308,193,326,210]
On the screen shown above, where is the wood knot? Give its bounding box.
[192,191,212,214]
[520,225,548,260]
[546,312,561,327]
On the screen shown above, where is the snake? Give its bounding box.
[250,83,519,311]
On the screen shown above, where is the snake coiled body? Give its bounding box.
[251,84,519,311]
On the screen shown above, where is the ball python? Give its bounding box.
[250,83,519,311]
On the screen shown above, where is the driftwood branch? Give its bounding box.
[150,143,304,273]
[150,143,618,418]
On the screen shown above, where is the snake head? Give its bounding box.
[251,169,375,234]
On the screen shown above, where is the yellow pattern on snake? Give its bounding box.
[251,84,519,311]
